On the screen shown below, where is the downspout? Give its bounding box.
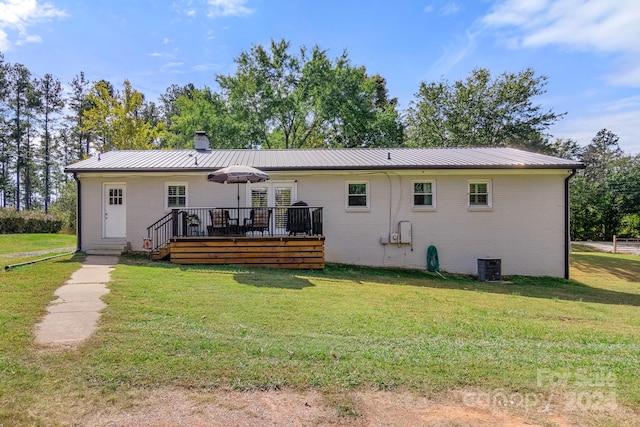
[564,169,577,279]
[73,173,82,252]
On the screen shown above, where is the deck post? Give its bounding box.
[172,209,179,237]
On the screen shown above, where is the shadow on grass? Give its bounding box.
[117,254,640,306]
[570,243,601,253]
[234,271,315,290]
[571,252,640,283]
[306,263,640,307]
[117,256,316,290]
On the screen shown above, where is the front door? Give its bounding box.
[104,183,126,237]
[248,182,295,234]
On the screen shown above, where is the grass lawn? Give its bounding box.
[0,233,76,267]
[1,238,639,425]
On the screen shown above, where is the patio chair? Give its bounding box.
[286,201,311,235]
[208,209,230,235]
[244,208,271,235]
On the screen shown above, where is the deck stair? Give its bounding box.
[151,246,171,261]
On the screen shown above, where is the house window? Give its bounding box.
[413,181,436,209]
[346,181,369,210]
[468,180,492,208]
[108,188,123,205]
[251,187,268,208]
[166,183,187,208]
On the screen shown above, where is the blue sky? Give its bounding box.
[1,0,639,153]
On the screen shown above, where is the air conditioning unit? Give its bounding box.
[478,259,501,281]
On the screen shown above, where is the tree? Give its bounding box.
[155,83,198,148]
[581,129,623,183]
[36,73,64,213]
[216,39,310,149]
[82,80,159,152]
[66,72,92,159]
[49,178,77,232]
[215,39,403,149]
[0,53,10,207]
[570,129,640,241]
[549,138,583,160]
[405,68,564,150]
[82,80,114,151]
[113,80,159,149]
[167,86,242,149]
[317,66,403,148]
[6,63,39,210]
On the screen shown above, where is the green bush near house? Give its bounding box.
[0,208,65,234]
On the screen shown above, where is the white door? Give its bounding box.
[248,182,295,234]
[104,183,126,237]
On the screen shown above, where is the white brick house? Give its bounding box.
[65,145,583,278]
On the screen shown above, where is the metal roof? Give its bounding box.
[65,147,584,173]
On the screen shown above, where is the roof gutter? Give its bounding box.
[65,164,583,174]
[564,168,578,279]
[73,173,82,253]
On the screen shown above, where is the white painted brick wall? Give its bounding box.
[78,169,569,277]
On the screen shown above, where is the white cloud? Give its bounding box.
[552,96,640,154]
[0,0,66,49]
[597,95,640,114]
[175,0,252,19]
[206,0,253,18]
[423,2,460,16]
[484,0,640,52]
[0,29,9,50]
[440,2,460,15]
[15,32,40,45]
[607,59,640,87]
[482,0,640,86]
[426,29,477,79]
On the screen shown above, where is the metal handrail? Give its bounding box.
[146,206,324,252]
[146,211,174,252]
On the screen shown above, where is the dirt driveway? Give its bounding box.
[72,387,636,427]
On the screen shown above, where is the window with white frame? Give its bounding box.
[346,181,369,209]
[468,180,492,208]
[166,183,187,208]
[413,181,436,209]
[250,187,268,208]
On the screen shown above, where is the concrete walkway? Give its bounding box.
[35,255,118,347]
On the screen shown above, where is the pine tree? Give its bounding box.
[36,73,64,213]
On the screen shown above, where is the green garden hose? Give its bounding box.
[427,245,446,278]
[426,245,439,272]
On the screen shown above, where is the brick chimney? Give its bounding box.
[194,131,210,151]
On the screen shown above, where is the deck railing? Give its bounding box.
[146,206,323,252]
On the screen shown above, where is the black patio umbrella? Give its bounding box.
[207,165,270,217]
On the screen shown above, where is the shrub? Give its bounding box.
[49,181,77,233]
[0,208,64,234]
[619,214,640,238]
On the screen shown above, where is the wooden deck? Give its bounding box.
[154,236,325,269]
